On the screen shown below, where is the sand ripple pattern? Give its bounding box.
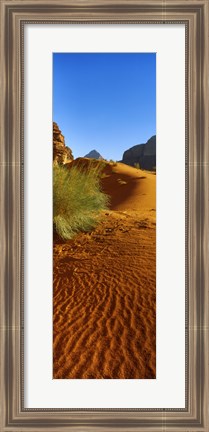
[53,211,156,379]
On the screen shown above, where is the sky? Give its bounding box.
[53,53,156,161]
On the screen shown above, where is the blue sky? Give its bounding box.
[53,53,156,161]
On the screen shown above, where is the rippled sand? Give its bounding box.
[53,162,156,379]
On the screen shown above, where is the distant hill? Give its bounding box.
[122,135,156,171]
[84,150,103,160]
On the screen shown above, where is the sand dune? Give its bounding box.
[53,160,156,379]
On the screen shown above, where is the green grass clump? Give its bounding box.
[53,164,109,240]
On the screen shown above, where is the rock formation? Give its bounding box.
[122,135,156,171]
[53,122,74,165]
[84,150,103,160]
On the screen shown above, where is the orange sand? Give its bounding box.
[53,161,156,379]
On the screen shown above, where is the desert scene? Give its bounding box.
[53,123,156,379]
[53,53,156,379]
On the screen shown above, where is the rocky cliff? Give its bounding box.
[122,135,156,171]
[53,122,74,164]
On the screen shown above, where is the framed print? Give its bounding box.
[52,52,157,381]
[0,0,208,431]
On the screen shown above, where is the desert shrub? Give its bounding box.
[134,162,140,170]
[109,159,117,167]
[53,164,109,240]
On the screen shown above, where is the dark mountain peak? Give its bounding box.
[84,149,103,160]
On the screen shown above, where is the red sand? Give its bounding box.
[53,161,156,379]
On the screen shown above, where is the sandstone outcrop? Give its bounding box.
[53,122,74,164]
